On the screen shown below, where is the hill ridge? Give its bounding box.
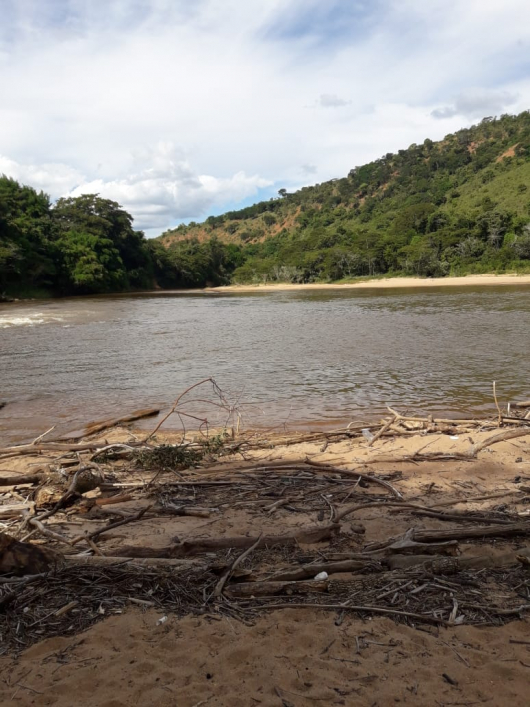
[159,111,530,282]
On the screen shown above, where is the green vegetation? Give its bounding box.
[3,111,530,299]
[161,111,530,283]
[0,182,242,298]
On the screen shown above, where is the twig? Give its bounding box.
[493,381,503,427]
[258,602,448,625]
[213,532,263,598]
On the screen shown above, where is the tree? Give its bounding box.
[52,194,151,293]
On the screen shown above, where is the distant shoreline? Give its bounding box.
[210,274,530,292]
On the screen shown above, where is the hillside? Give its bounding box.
[159,111,530,282]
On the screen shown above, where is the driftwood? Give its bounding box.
[384,537,459,556]
[213,533,262,598]
[0,531,59,575]
[469,427,530,456]
[225,579,329,598]
[511,400,530,409]
[59,407,160,440]
[0,502,35,519]
[106,523,341,559]
[386,547,530,572]
[158,504,212,518]
[365,426,530,464]
[78,493,134,511]
[64,555,202,569]
[34,466,104,508]
[0,472,45,486]
[412,522,530,543]
[406,509,514,525]
[267,559,374,582]
[303,459,403,498]
[259,602,448,626]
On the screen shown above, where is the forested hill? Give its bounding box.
[2,111,530,299]
[160,111,530,282]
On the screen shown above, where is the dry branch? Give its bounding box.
[106,523,341,559]
[225,579,329,598]
[267,559,373,582]
[59,407,160,440]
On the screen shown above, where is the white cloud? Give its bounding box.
[1,0,530,235]
[432,89,519,119]
[2,144,271,234]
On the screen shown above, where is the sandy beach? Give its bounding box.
[1,413,530,706]
[213,273,530,292]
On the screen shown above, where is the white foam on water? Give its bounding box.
[0,312,65,328]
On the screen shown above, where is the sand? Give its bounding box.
[212,273,530,292]
[1,423,530,706]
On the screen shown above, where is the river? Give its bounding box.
[1,285,529,444]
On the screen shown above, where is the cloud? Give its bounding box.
[0,154,84,194]
[1,1,530,235]
[432,89,519,119]
[318,93,350,108]
[2,144,271,235]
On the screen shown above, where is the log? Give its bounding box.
[158,504,212,518]
[386,547,530,572]
[64,555,202,569]
[0,440,142,458]
[58,407,161,440]
[78,494,134,511]
[0,502,35,519]
[106,523,341,559]
[469,427,530,456]
[0,531,59,575]
[384,538,459,556]
[412,522,530,543]
[267,559,372,582]
[408,509,513,525]
[225,579,329,598]
[0,472,44,486]
[511,400,530,409]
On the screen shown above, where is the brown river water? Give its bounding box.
[1,285,529,444]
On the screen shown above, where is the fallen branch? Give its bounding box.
[0,502,35,519]
[386,547,530,572]
[257,602,448,626]
[413,522,530,543]
[64,555,202,569]
[0,472,45,486]
[71,506,151,545]
[106,523,341,559]
[267,559,374,582]
[226,579,329,598]
[59,407,160,440]
[303,459,403,498]
[213,533,262,598]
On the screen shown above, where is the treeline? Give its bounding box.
[0,177,242,298]
[162,111,530,283]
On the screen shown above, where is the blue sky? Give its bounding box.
[1,0,529,235]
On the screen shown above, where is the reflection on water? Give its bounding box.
[1,285,529,443]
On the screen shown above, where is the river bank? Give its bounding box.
[1,413,530,706]
[212,273,530,292]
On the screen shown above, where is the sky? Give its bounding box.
[1,0,530,236]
